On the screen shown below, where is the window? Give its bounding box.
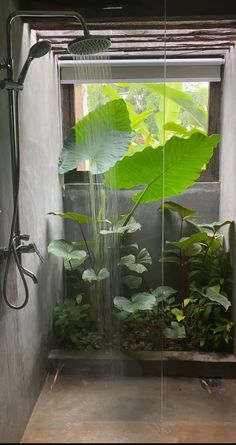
[61,61,222,183]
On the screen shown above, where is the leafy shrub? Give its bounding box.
[53,294,102,350]
[160,202,234,352]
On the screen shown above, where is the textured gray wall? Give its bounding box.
[64,182,220,291]
[0,2,63,442]
[220,45,236,350]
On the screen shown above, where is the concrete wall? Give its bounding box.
[0,2,63,442]
[220,45,236,350]
[64,182,220,291]
[220,46,236,240]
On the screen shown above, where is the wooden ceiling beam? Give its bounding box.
[55,49,227,57]
[18,6,236,59]
[47,37,235,45]
[26,18,236,31]
[53,43,231,51]
[36,28,236,38]
[50,39,233,48]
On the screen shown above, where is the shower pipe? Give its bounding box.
[0,11,111,310]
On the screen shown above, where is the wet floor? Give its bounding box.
[21,375,236,443]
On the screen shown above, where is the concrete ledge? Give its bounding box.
[47,350,236,378]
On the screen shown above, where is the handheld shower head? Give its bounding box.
[68,34,111,56]
[18,40,51,85]
[28,40,52,59]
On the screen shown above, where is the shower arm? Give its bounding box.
[6,10,90,81]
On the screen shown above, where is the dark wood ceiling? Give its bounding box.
[18,0,236,59]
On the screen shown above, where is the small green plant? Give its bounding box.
[53,294,102,350]
[160,201,234,351]
[114,285,183,351]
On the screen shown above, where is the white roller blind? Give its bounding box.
[59,58,223,83]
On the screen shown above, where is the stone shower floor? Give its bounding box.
[21,375,236,443]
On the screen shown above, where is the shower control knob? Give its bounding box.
[32,243,44,263]
[15,242,44,263]
[19,234,30,241]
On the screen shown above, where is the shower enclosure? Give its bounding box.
[0,1,236,443]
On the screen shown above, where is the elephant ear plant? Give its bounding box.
[47,95,221,350]
[104,131,220,225]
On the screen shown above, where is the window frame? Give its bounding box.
[61,80,221,184]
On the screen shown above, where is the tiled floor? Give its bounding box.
[21,375,236,443]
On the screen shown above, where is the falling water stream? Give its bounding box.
[73,55,123,376]
[70,52,166,426]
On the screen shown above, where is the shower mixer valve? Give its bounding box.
[0,234,44,261]
[15,237,44,263]
[14,233,44,261]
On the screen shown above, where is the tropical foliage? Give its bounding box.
[159,202,233,351]
[86,82,209,148]
[48,83,233,353]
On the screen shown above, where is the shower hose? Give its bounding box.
[3,91,30,309]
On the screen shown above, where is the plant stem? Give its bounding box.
[89,172,100,270]
[122,168,169,226]
[123,184,150,226]
[180,217,183,239]
[179,216,189,300]
[79,223,94,267]
[203,232,215,262]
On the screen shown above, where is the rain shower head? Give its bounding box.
[68,34,111,56]
[18,40,51,85]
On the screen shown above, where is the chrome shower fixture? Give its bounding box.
[28,39,52,59]
[0,9,111,310]
[18,40,52,85]
[68,34,111,55]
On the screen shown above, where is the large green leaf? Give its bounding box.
[119,254,147,274]
[152,286,178,302]
[186,219,232,234]
[48,211,91,224]
[167,232,208,250]
[197,220,232,233]
[171,308,185,322]
[64,256,87,271]
[206,286,231,311]
[184,243,202,256]
[164,122,189,136]
[58,99,131,174]
[164,122,206,137]
[160,201,196,219]
[82,268,110,283]
[126,101,155,131]
[114,292,156,313]
[105,132,220,204]
[100,216,141,235]
[48,239,88,270]
[164,321,186,339]
[143,83,208,129]
[48,239,73,258]
[156,83,182,143]
[137,248,152,265]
